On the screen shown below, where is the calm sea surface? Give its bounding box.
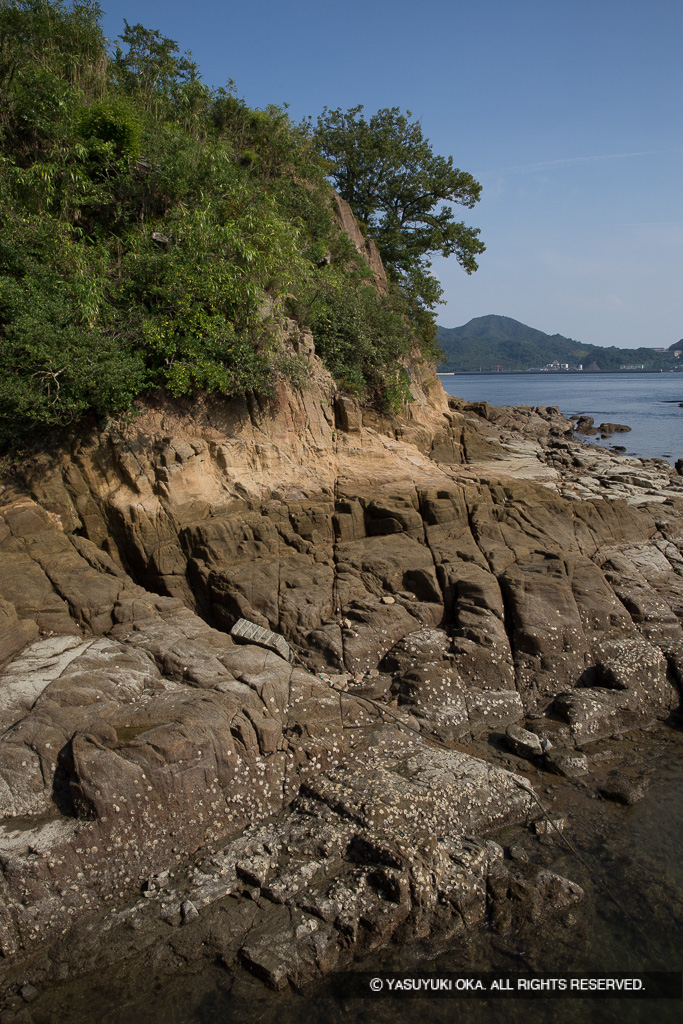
[438,372,683,465]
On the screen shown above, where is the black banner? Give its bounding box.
[334,972,682,999]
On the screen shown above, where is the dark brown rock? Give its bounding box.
[598,423,631,434]
[597,774,648,804]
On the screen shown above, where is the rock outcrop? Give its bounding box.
[0,348,682,1004]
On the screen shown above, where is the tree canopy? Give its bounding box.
[314,105,485,338]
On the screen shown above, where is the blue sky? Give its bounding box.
[101,0,682,349]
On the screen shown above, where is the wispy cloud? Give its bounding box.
[486,150,680,175]
[604,220,682,227]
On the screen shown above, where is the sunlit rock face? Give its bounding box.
[0,349,681,991]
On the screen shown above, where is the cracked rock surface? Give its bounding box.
[0,375,681,1003]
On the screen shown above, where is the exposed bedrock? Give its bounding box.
[0,383,682,992]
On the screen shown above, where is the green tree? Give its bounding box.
[112,20,201,114]
[314,106,485,336]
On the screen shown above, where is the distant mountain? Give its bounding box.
[436,315,679,372]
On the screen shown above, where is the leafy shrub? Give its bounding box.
[305,271,413,407]
[78,98,142,159]
[0,216,147,445]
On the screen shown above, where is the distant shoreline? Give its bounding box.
[437,369,683,376]
[436,316,682,376]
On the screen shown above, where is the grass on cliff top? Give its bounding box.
[0,0,426,450]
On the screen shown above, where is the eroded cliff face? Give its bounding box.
[0,336,682,998]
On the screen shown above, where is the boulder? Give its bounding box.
[542,748,590,777]
[504,723,544,759]
[597,775,648,804]
[598,423,631,434]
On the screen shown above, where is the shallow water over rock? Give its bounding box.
[13,726,681,1024]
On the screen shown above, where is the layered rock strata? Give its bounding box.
[0,366,681,1001]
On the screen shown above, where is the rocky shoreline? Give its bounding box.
[0,367,682,1020]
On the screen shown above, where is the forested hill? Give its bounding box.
[1,1,488,452]
[437,315,680,372]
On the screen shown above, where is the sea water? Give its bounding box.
[438,372,683,465]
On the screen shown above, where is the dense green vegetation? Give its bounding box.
[438,316,682,372]
[0,1,476,449]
